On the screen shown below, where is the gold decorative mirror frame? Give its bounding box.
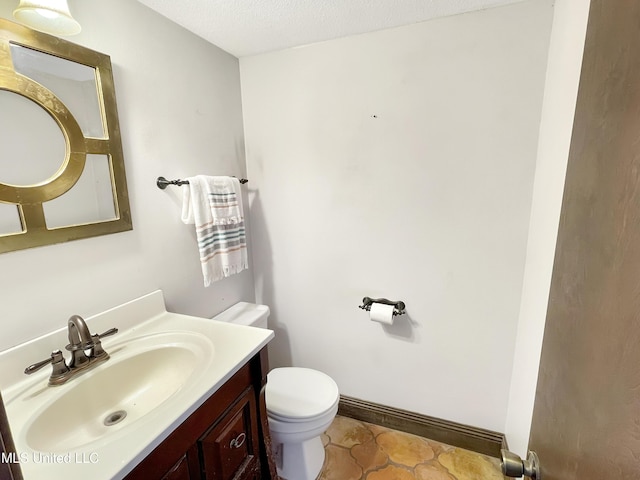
[0,18,131,253]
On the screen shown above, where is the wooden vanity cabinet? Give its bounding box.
[125,348,275,480]
[0,391,23,480]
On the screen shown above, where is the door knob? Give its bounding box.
[500,449,541,479]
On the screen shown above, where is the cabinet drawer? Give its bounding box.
[199,387,260,480]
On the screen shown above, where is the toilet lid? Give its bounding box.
[266,367,339,421]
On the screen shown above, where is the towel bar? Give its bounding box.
[156,176,248,190]
[358,297,406,316]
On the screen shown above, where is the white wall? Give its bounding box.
[505,0,591,456]
[0,0,254,352]
[241,0,553,431]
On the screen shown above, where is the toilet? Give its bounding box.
[212,302,339,480]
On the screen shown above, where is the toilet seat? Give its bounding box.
[266,367,339,422]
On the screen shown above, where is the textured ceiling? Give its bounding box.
[136,0,528,58]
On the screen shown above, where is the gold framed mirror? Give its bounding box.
[0,18,131,253]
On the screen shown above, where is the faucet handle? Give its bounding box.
[91,327,118,359]
[24,350,69,376]
[96,327,118,339]
[24,353,55,375]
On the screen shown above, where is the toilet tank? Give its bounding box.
[212,302,270,328]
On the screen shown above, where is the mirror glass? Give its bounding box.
[0,91,66,186]
[43,154,117,227]
[10,44,104,138]
[0,18,132,253]
[0,203,21,235]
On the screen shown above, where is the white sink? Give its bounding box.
[25,331,212,453]
[0,291,274,480]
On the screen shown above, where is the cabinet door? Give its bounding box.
[161,454,190,480]
[199,387,261,480]
[161,446,201,480]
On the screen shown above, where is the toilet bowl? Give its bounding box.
[212,302,340,480]
[267,367,339,480]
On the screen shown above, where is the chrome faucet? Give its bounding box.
[24,315,118,386]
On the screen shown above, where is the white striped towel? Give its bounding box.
[181,175,248,286]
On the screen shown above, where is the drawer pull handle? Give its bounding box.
[230,432,246,449]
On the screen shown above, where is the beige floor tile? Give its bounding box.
[365,465,416,480]
[318,444,363,480]
[366,422,393,437]
[375,430,435,467]
[438,448,504,480]
[424,439,455,457]
[351,437,388,473]
[415,463,457,480]
[325,415,373,449]
[319,416,503,480]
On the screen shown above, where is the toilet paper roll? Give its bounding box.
[369,302,395,325]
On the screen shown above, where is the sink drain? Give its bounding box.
[103,410,127,426]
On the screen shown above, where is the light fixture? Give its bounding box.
[13,0,81,36]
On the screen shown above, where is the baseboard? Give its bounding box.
[338,395,507,458]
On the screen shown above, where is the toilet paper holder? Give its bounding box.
[359,297,406,316]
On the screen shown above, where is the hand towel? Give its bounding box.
[181,175,248,286]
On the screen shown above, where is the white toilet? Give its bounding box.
[213,302,339,480]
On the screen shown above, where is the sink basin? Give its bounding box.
[23,331,213,453]
[0,290,274,480]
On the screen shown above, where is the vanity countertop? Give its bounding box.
[0,291,274,480]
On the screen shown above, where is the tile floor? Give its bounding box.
[318,416,504,480]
